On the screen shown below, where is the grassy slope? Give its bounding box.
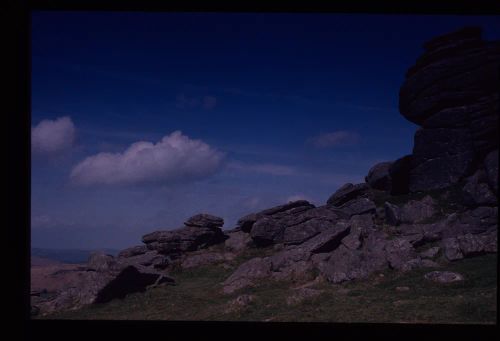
[41,249,497,324]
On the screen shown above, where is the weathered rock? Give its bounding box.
[247,203,343,246]
[400,27,500,125]
[400,195,438,224]
[420,246,440,259]
[336,197,376,217]
[457,206,498,234]
[237,213,260,233]
[222,257,272,294]
[184,213,224,228]
[365,162,393,191]
[326,183,370,207]
[142,216,227,257]
[385,238,417,270]
[384,202,401,226]
[250,216,286,246]
[462,169,497,207]
[389,155,413,195]
[117,245,148,258]
[399,27,500,193]
[224,230,253,253]
[317,231,389,283]
[442,237,464,261]
[299,221,351,254]
[484,149,499,194]
[442,230,497,261]
[87,252,117,272]
[424,271,464,283]
[237,200,315,234]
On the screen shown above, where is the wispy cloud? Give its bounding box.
[70,131,225,186]
[308,130,360,148]
[176,93,217,110]
[226,161,298,176]
[31,116,76,154]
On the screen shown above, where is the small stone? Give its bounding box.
[395,286,410,292]
[424,271,464,283]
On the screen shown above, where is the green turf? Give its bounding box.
[40,252,497,324]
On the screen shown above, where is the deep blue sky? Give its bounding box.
[31,12,500,250]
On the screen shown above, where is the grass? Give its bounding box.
[40,252,497,324]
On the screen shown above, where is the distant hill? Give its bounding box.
[31,248,120,264]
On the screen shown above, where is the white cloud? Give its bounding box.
[70,131,224,186]
[309,130,360,148]
[226,161,297,176]
[31,116,75,154]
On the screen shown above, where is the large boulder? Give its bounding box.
[222,257,272,294]
[388,155,413,195]
[243,201,345,247]
[142,213,227,258]
[326,183,370,207]
[184,213,224,228]
[399,27,500,193]
[442,230,497,261]
[365,162,393,191]
[237,200,314,233]
[335,197,376,217]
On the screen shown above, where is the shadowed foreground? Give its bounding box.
[40,252,496,323]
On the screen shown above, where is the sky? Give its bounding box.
[31,11,500,250]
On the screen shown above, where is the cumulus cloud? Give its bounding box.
[70,131,224,186]
[309,130,360,148]
[226,162,297,176]
[31,116,76,154]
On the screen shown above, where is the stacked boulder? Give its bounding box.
[360,27,499,198]
[399,26,499,194]
[140,213,227,260]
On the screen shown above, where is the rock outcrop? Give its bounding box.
[399,26,499,193]
[31,27,499,318]
[141,214,227,259]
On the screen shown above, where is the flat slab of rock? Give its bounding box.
[336,197,376,217]
[424,271,464,283]
[326,183,370,207]
[184,213,224,228]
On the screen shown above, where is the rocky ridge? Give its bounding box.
[31,27,498,317]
